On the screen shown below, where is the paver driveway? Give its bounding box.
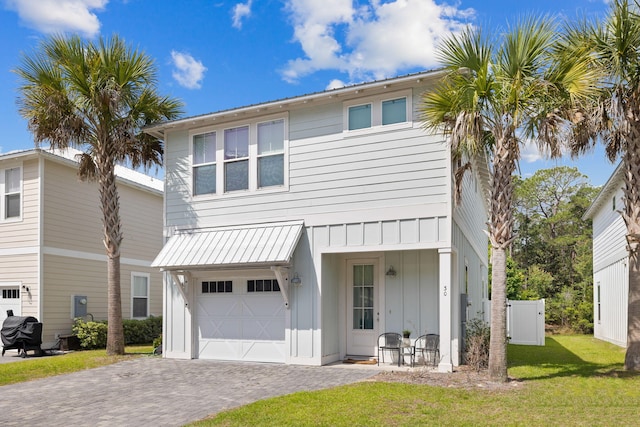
[0,357,378,426]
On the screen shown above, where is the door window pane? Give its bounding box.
[382,98,406,125]
[352,264,374,330]
[348,104,371,130]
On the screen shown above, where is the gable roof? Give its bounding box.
[143,69,446,139]
[583,162,622,220]
[0,147,164,194]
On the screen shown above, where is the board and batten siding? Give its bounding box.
[594,258,628,347]
[162,92,449,232]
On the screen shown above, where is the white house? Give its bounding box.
[584,163,628,347]
[0,147,164,343]
[145,70,490,371]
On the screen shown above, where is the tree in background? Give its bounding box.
[564,0,640,369]
[511,166,597,333]
[15,35,183,355]
[422,16,599,381]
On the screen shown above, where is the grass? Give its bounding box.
[0,345,153,386]
[191,336,640,426]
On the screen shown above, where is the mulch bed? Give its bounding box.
[371,365,523,392]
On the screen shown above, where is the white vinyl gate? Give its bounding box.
[507,299,545,346]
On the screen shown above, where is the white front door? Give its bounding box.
[346,261,379,356]
[0,286,21,325]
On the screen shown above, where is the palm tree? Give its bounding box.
[422,17,599,381]
[15,35,183,355]
[567,0,640,370]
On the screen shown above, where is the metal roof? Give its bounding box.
[152,220,304,271]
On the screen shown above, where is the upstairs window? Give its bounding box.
[224,126,250,192]
[348,104,372,130]
[190,116,288,197]
[193,132,216,196]
[382,97,406,125]
[257,119,284,188]
[1,167,21,221]
[344,90,411,132]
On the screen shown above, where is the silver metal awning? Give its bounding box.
[152,220,304,271]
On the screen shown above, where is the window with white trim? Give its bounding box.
[202,280,233,293]
[0,166,21,221]
[190,116,288,197]
[224,126,249,192]
[131,273,149,318]
[344,90,412,132]
[247,279,280,292]
[193,132,216,196]
[257,120,284,188]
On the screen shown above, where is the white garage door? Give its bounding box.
[197,279,286,362]
[0,286,22,325]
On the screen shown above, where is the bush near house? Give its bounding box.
[73,316,162,349]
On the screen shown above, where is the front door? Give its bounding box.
[346,261,379,356]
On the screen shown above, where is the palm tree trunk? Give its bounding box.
[487,133,517,382]
[107,253,124,355]
[623,133,640,370]
[99,158,125,356]
[489,247,508,381]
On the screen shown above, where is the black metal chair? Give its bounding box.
[414,334,440,367]
[377,332,402,366]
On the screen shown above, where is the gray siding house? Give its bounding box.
[146,70,489,371]
[584,164,628,347]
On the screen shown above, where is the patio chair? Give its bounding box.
[377,332,402,366]
[414,334,440,367]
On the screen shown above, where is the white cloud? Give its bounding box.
[5,0,107,37]
[282,0,474,83]
[170,51,207,90]
[232,0,253,29]
[521,140,544,163]
[326,79,346,90]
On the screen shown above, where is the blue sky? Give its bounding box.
[0,0,614,185]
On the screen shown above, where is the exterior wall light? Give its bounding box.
[386,266,397,277]
[291,273,302,286]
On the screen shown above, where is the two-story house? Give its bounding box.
[0,148,163,343]
[584,163,628,347]
[146,70,490,371]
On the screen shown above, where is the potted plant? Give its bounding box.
[402,330,411,347]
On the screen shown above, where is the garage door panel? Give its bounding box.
[241,318,285,340]
[197,291,285,362]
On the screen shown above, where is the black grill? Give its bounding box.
[1,314,43,357]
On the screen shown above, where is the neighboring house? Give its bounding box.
[0,147,163,343]
[145,70,490,371]
[584,163,628,347]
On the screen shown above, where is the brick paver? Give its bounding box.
[0,357,378,426]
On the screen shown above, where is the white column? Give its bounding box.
[438,248,453,372]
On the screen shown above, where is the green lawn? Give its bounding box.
[192,336,640,426]
[0,345,153,386]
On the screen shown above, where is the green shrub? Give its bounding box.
[72,318,107,349]
[123,316,163,345]
[72,316,162,349]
